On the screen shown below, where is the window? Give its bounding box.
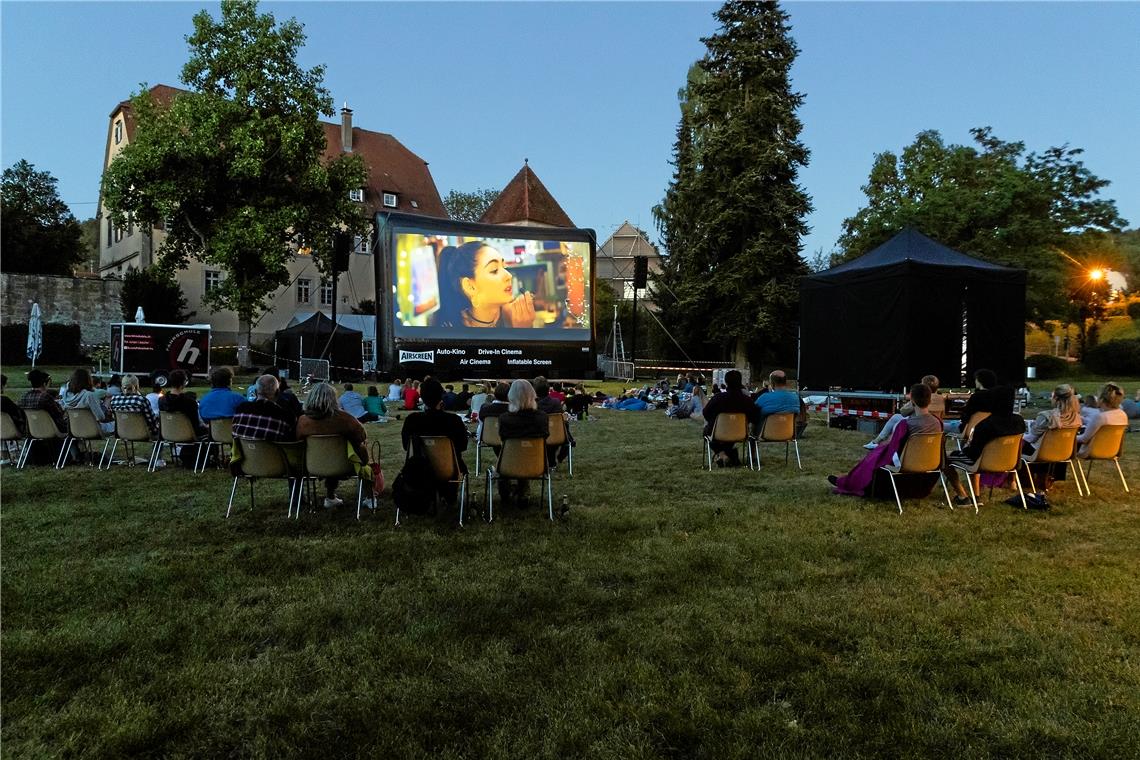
[410,200,419,209]
[353,233,370,254]
[296,278,311,304]
[106,219,113,247]
[113,225,124,244]
[382,192,398,208]
[349,188,365,203]
[114,120,123,145]
[320,279,334,306]
[205,269,222,294]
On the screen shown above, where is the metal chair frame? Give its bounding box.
[485,437,553,523]
[151,411,204,472]
[474,415,501,473]
[227,438,300,518]
[103,410,157,469]
[1,411,26,465]
[877,431,953,514]
[16,409,64,469]
[298,435,370,520]
[752,412,802,470]
[546,413,574,476]
[703,413,753,470]
[58,408,113,469]
[200,417,234,473]
[950,433,1027,513]
[1073,424,1129,495]
[402,435,469,527]
[1019,426,1081,497]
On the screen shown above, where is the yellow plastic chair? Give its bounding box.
[407,435,469,527]
[17,409,64,469]
[878,432,953,514]
[105,410,157,469]
[152,411,202,472]
[753,412,801,470]
[475,415,501,473]
[950,433,1026,513]
[59,408,112,469]
[704,412,752,470]
[200,418,234,472]
[1020,426,1080,496]
[947,411,991,451]
[486,437,552,523]
[227,438,298,518]
[301,434,370,520]
[1,411,25,464]
[546,413,574,476]
[1073,424,1128,495]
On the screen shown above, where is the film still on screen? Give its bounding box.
[394,234,591,340]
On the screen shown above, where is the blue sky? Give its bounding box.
[2,1,1138,260]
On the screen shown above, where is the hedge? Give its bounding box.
[1082,338,1140,376]
[1,323,84,365]
[1025,353,1070,380]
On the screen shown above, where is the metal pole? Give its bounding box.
[631,286,639,381]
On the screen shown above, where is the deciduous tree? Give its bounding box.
[1,159,85,276]
[120,266,194,325]
[442,188,500,222]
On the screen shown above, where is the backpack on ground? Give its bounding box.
[392,451,436,515]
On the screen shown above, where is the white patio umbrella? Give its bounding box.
[135,306,145,323]
[26,302,42,368]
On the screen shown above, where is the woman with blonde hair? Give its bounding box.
[296,382,370,509]
[1076,382,1128,455]
[1023,383,1081,453]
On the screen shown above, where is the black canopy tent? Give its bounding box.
[799,229,1026,391]
[274,312,363,380]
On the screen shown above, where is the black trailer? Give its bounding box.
[109,322,212,385]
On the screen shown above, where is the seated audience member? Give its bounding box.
[946,369,1025,466]
[668,384,706,419]
[478,382,511,422]
[363,386,387,419]
[106,375,123,398]
[830,382,942,497]
[469,383,492,418]
[60,367,113,436]
[232,375,297,442]
[1076,383,1128,456]
[400,377,469,504]
[701,369,760,468]
[495,379,549,505]
[387,379,404,404]
[403,379,421,411]
[109,374,159,437]
[754,370,800,426]
[146,374,164,416]
[2,373,28,438]
[565,386,592,420]
[440,384,457,411]
[548,383,566,404]
[198,367,247,421]
[1120,389,1140,421]
[1023,384,1081,453]
[1080,393,1101,427]
[339,383,379,423]
[19,369,66,434]
[296,382,370,509]
[865,375,945,449]
[158,370,206,436]
[533,376,564,414]
[455,383,473,413]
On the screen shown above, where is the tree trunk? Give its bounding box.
[238,317,251,368]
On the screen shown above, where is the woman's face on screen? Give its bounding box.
[462,246,514,307]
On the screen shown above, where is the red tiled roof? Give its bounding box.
[110,85,445,218]
[479,163,574,228]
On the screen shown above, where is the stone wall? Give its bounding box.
[1,273,124,347]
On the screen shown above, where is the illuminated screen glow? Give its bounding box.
[393,230,592,342]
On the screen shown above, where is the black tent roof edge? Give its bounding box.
[274,311,363,337]
[808,227,1025,281]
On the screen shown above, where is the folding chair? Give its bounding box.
[878,432,953,514]
[947,411,991,451]
[486,437,553,523]
[59,408,112,469]
[753,412,801,470]
[301,434,371,520]
[704,413,752,470]
[227,438,298,518]
[474,415,501,473]
[17,409,64,469]
[409,435,469,527]
[1073,424,1128,495]
[105,410,157,469]
[1020,426,1080,496]
[546,413,574,476]
[1,411,25,465]
[201,418,234,472]
[950,433,1026,513]
[152,411,202,472]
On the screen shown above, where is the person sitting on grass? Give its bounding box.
[400,377,469,506]
[338,383,380,423]
[60,367,113,436]
[363,385,388,420]
[1076,383,1128,456]
[1121,389,1140,422]
[701,369,760,468]
[297,382,371,509]
[109,374,159,437]
[534,376,564,414]
[495,379,549,507]
[403,378,420,411]
[864,375,944,449]
[830,382,942,497]
[198,367,246,422]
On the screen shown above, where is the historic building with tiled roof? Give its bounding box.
[479,161,575,228]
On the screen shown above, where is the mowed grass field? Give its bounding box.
[3,370,1140,758]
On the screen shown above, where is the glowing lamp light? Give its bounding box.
[1089,268,1105,281]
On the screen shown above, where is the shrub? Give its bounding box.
[1082,339,1140,376]
[1,323,83,365]
[1127,301,1140,321]
[210,346,238,366]
[1025,353,1069,380]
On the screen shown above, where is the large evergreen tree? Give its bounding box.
[653,2,811,366]
[838,128,1127,323]
[101,0,367,360]
[1,159,85,276]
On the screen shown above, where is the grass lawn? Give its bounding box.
[2,368,1139,757]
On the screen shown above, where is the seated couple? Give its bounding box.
[863,375,945,449]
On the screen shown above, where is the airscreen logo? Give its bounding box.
[399,350,435,364]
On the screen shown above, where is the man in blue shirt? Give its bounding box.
[754,370,801,425]
[198,367,247,421]
[339,383,379,423]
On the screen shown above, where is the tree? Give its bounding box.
[1,159,85,275]
[351,298,375,315]
[443,188,500,222]
[120,266,194,324]
[652,2,811,367]
[101,0,368,363]
[79,217,100,272]
[838,128,1128,322]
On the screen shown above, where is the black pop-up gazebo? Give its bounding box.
[799,229,1026,391]
[274,312,363,380]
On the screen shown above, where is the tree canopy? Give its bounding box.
[837,128,1128,322]
[120,266,193,325]
[101,0,367,339]
[652,1,811,366]
[442,188,500,222]
[1,159,85,276]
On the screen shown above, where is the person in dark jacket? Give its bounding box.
[401,377,469,481]
[495,379,549,505]
[701,370,761,467]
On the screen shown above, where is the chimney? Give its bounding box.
[340,102,353,152]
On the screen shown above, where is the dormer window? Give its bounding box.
[114,120,123,145]
[382,192,398,208]
[349,188,365,203]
